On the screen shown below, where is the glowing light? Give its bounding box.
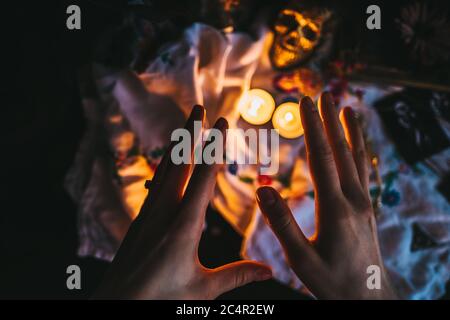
[238,89,275,125]
[272,102,304,139]
[284,111,294,122]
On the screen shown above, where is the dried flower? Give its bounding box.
[396,1,450,66]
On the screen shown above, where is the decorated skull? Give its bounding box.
[270,2,334,70]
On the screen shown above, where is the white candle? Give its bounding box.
[238,89,275,125]
[272,102,304,139]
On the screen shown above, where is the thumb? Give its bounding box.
[208,261,272,297]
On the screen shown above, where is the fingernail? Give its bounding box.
[255,268,272,281]
[344,106,353,116]
[256,187,276,206]
[214,117,228,131]
[321,91,334,106]
[300,96,316,113]
[344,106,359,120]
[188,105,205,122]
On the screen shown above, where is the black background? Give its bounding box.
[0,0,304,299]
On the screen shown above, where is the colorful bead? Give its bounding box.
[257,174,273,186]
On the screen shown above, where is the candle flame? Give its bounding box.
[284,111,294,123]
[248,98,263,117]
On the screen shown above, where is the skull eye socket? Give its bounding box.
[301,24,318,41]
[285,31,300,46]
[274,12,298,34]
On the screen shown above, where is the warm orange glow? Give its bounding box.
[299,37,314,50]
[275,69,323,97]
[238,89,275,125]
[271,8,329,69]
[272,102,304,139]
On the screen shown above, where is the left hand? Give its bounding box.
[93,105,272,299]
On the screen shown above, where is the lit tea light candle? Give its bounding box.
[272,102,304,139]
[238,89,275,125]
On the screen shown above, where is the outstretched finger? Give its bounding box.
[319,93,361,197]
[300,97,341,199]
[256,186,319,269]
[175,117,228,239]
[139,105,204,222]
[340,107,370,192]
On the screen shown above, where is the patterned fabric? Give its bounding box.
[66,23,450,299]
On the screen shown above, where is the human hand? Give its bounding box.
[94,105,272,299]
[113,70,185,151]
[256,93,397,299]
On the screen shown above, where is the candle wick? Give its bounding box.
[249,98,263,116]
[284,112,294,122]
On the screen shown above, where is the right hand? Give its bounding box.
[256,93,397,299]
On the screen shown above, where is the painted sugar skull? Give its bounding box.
[270,4,333,70]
